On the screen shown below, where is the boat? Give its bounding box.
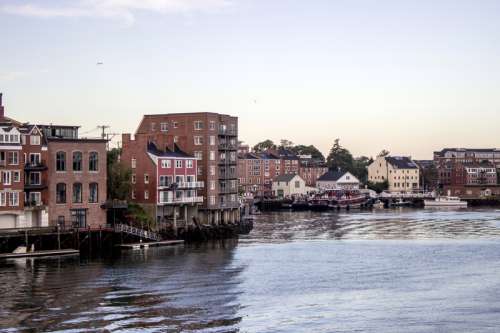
[424,196,468,208]
[309,189,367,211]
[392,198,412,207]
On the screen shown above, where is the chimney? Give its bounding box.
[0,93,4,118]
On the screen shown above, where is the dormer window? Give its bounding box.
[30,135,40,145]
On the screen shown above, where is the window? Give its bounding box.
[56,183,66,203]
[209,121,215,130]
[198,167,203,176]
[210,181,215,190]
[209,136,215,145]
[29,172,41,185]
[131,158,137,169]
[175,160,183,168]
[144,174,149,184]
[151,122,156,131]
[0,192,6,206]
[173,136,179,143]
[194,121,204,130]
[131,191,136,199]
[161,159,171,168]
[72,183,82,203]
[159,175,172,187]
[8,152,18,165]
[144,190,149,200]
[186,160,193,168]
[71,209,87,228]
[175,175,184,183]
[89,152,98,171]
[89,183,98,203]
[29,153,41,165]
[9,192,19,207]
[194,136,204,145]
[30,135,40,145]
[194,151,203,160]
[131,174,136,184]
[160,122,168,132]
[2,171,11,185]
[209,151,215,161]
[73,151,82,171]
[209,196,216,205]
[210,166,215,176]
[56,151,66,171]
[295,181,300,188]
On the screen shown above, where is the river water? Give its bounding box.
[2,208,500,332]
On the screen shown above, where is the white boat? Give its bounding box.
[424,196,468,208]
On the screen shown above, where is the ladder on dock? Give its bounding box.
[114,224,162,242]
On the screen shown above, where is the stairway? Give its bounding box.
[114,223,162,242]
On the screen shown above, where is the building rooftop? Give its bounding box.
[147,141,193,158]
[317,170,346,181]
[385,156,418,169]
[275,174,298,182]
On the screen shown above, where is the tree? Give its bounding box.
[253,139,276,152]
[326,139,354,172]
[290,144,325,162]
[278,139,294,149]
[367,180,389,193]
[107,148,132,200]
[351,156,373,184]
[377,149,390,157]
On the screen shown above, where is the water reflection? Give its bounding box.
[1,209,500,332]
[0,240,243,332]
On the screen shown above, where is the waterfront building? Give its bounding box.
[127,112,239,224]
[238,151,281,197]
[121,134,202,229]
[316,170,360,191]
[272,174,308,198]
[0,94,107,229]
[368,156,420,192]
[434,148,500,168]
[297,155,328,187]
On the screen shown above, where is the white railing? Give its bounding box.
[177,181,204,189]
[158,196,204,205]
[114,223,161,241]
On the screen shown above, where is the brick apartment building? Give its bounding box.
[0,94,107,229]
[124,112,240,224]
[121,134,203,229]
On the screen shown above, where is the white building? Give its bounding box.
[367,156,420,192]
[316,170,360,190]
[272,174,308,198]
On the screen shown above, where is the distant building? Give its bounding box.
[434,148,500,168]
[316,170,360,191]
[237,151,281,197]
[368,156,420,192]
[272,174,307,198]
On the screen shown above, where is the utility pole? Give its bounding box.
[97,125,110,139]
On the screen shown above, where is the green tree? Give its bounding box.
[351,156,373,184]
[367,180,389,193]
[253,139,276,152]
[107,148,132,200]
[326,139,354,171]
[290,144,325,162]
[278,139,294,149]
[377,149,390,157]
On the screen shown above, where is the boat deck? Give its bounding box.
[0,249,80,259]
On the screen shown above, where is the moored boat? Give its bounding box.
[424,196,468,208]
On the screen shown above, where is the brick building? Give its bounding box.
[121,134,203,229]
[125,112,239,224]
[0,95,107,229]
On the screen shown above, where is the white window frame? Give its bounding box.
[9,192,19,207]
[186,160,193,168]
[131,158,137,169]
[194,136,203,145]
[161,159,171,168]
[144,190,149,200]
[175,160,183,168]
[30,135,41,145]
[144,174,149,184]
[160,122,168,132]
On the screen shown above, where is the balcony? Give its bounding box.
[218,159,237,166]
[158,196,204,205]
[158,181,204,190]
[24,200,46,210]
[25,161,48,171]
[218,128,237,136]
[24,182,48,191]
[218,142,237,151]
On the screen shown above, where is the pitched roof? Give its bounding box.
[385,156,418,169]
[317,170,346,181]
[274,174,298,182]
[147,142,193,158]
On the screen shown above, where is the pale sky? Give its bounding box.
[1,0,500,159]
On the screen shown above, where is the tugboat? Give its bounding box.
[309,189,367,211]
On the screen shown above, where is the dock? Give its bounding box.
[0,249,80,259]
[116,240,185,249]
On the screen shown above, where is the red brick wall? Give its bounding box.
[47,139,107,228]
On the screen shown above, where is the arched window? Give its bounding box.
[56,183,66,203]
[73,151,82,171]
[89,183,98,203]
[89,152,98,171]
[72,183,82,203]
[56,151,66,171]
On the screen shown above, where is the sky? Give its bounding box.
[1,0,500,159]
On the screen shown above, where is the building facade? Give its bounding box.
[272,174,308,198]
[316,171,360,191]
[368,156,420,192]
[128,113,239,224]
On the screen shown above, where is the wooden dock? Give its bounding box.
[0,249,80,259]
[116,240,184,249]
